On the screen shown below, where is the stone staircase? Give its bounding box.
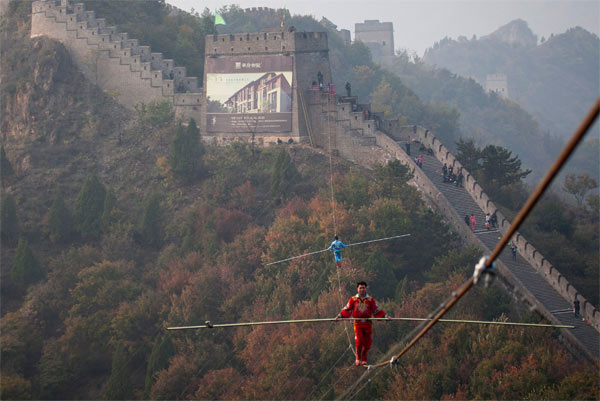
[406,145,599,359]
[310,95,599,361]
[31,0,202,121]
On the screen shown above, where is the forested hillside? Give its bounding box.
[1,2,598,400]
[423,19,600,141]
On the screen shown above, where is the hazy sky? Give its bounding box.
[168,0,599,56]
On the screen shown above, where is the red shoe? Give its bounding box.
[355,359,361,366]
[361,360,368,366]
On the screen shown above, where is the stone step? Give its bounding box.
[398,140,599,358]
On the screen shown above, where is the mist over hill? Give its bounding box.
[423,19,600,139]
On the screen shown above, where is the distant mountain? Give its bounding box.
[482,18,537,47]
[423,20,599,138]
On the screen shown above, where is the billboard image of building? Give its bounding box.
[206,55,293,133]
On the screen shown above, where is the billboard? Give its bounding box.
[206,55,293,133]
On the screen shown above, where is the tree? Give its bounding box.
[1,193,18,245]
[563,173,598,207]
[480,145,531,187]
[336,175,370,210]
[144,334,175,397]
[101,187,117,229]
[374,159,413,199]
[364,249,396,299]
[0,375,31,400]
[73,175,106,239]
[370,77,398,118]
[136,100,174,130]
[170,119,203,181]
[48,191,72,243]
[455,138,482,173]
[1,145,15,178]
[104,342,133,400]
[11,238,43,289]
[270,149,298,197]
[137,192,163,247]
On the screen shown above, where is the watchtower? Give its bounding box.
[203,30,332,145]
[485,74,509,99]
[355,20,394,66]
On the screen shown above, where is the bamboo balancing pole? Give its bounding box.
[167,317,575,331]
[265,234,412,266]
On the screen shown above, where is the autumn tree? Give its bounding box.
[73,175,107,239]
[0,375,31,400]
[563,173,598,207]
[11,238,43,289]
[52,260,142,389]
[48,191,72,243]
[1,193,18,245]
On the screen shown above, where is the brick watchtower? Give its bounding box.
[203,30,332,145]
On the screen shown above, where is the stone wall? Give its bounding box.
[31,0,202,122]
[306,92,599,339]
[410,125,599,330]
[203,31,332,145]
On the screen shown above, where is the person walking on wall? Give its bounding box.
[510,243,517,260]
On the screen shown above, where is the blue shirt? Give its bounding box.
[327,240,348,255]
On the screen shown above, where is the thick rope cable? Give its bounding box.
[337,98,599,400]
[327,92,338,237]
[325,90,354,357]
[265,234,411,266]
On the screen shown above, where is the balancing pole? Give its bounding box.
[167,317,575,330]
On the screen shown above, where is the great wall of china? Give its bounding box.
[30,0,598,360]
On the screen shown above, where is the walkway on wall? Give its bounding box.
[402,144,599,359]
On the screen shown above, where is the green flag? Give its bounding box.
[214,12,226,26]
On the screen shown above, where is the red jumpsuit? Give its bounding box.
[339,294,386,363]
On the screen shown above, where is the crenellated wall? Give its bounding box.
[203,31,332,145]
[31,0,202,122]
[32,0,333,143]
[306,91,599,338]
[409,125,599,330]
